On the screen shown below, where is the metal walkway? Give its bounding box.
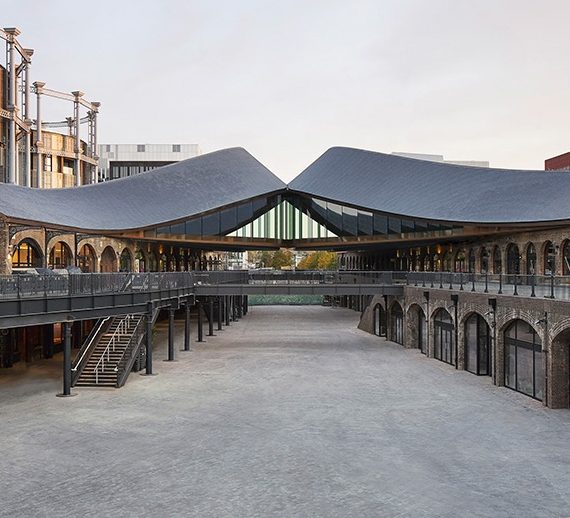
[1,270,569,328]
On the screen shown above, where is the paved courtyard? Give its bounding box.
[1,305,570,517]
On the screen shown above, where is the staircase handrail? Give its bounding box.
[94,314,135,384]
[71,316,111,385]
[115,316,146,388]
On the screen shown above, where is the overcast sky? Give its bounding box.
[5,0,570,180]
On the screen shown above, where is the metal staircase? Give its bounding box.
[73,314,145,388]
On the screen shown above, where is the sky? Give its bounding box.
[5,0,570,181]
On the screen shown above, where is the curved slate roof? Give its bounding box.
[288,147,570,224]
[0,147,286,231]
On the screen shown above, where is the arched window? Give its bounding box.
[543,241,556,275]
[454,250,466,273]
[504,320,543,400]
[506,243,520,275]
[434,309,454,365]
[373,304,386,337]
[100,246,118,273]
[526,243,537,275]
[119,248,132,272]
[147,251,158,272]
[443,251,453,272]
[562,241,570,275]
[390,303,404,345]
[78,244,96,273]
[480,247,489,274]
[135,249,146,272]
[12,239,42,268]
[432,254,441,272]
[48,241,73,269]
[493,246,502,274]
[464,314,490,376]
[468,249,476,273]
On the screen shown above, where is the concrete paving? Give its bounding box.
[1,305,570,518]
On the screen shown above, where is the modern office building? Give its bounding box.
[0,28,100,188]
[98,143,201,181]
[392,151,489,168]
[1,146,570,408]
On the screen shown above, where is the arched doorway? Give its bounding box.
[78,244,97,272]
[119,248,132,272]
[543,241,556,275]
[390,302,404,345]
[492,246,502,274]
[550,327,570,408]
[504,319,543,400]
[464,313,491,376]
[48,241,73,269]
[434,308,454,365]
[12,239,43,268]
[407,304,427,354]
[506,243,520,275]
[100,246,118,273]
[373,304,386,337]
[526,242,537,275]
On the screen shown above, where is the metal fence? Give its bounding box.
[2,270,570,301]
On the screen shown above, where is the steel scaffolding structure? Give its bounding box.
[0,27,100,187]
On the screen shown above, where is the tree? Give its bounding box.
[298,251,337,270]
[254,249,294,269]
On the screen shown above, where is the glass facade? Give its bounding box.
[464,314,490,376]
[434,309,454,365]
[149,194,463,244]
[504,320,543,400]
[230,200,335,240]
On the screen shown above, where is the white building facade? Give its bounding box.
[98,143,201,181]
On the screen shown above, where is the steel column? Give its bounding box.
[165,307,175,361]
[144,305,155,375]
[197,300,204,342]
[57,321,75,397]
[208,298,215,336]
[183,302,191,351]
[34,81,44,188]
[72,91,83,186]
[7,31,17,184]
[225,296,230,326]
[217,296,223,331]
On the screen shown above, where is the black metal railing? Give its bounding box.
[2,270,570,301]
[71,316,113,386]
[115,316,146,388]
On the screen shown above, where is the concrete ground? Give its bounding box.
[1,306,570,518]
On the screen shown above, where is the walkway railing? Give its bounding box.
[405,271,570,299]
[1,270,570,301]
[94,314,135,384]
